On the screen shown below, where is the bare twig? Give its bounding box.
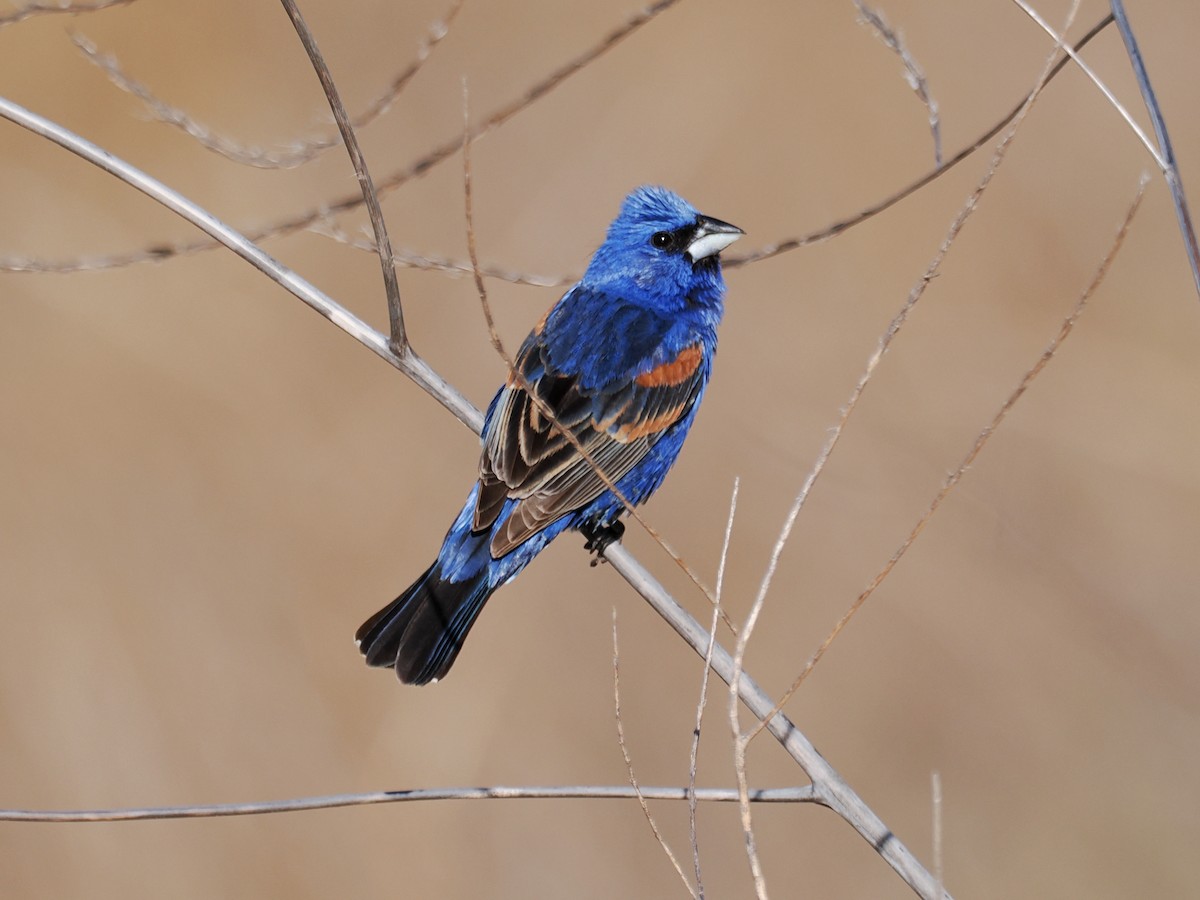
[688,477,739,899]
[1008,0,1163,168]
[854,1,941,166]
[613,611,698,899]
[280,0,406,350]
[310,218,572,286]
[745,0,1081,744]
[69,1,461,169]
[0,95,951,900]
[1108,0,1200,301]
[0,785,817,823]
[726,12,1114,268]
[729,556,770,900]
[728,729,764,897]
[0,0,132,29]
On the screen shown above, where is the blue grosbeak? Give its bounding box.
[357,186,742,684]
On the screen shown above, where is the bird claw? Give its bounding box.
[582,520,625,566]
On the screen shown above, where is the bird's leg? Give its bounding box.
[581,519,625,566]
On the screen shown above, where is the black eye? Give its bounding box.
[651,231,673,250]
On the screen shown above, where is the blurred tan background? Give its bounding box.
[3,0,1199,897]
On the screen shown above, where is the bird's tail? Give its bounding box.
[356,564,493,685]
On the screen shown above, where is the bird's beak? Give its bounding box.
[686,215,744,262]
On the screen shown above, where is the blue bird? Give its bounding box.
[356,186,742,684]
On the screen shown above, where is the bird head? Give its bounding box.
[583,186,743,309]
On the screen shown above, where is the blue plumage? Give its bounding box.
[356,186,742,684]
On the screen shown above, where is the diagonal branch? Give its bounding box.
[280,0,407,350]
[601,543,950,899]
[1108,0,1200,301]
[0,0,133,29]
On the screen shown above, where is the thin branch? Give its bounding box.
[780,174,1148,713]
[725,12,1114,268]
[69,1,461,169]
[613,611,698,899]
[0,0,132,29]
[744,0,1080,746]
[854,0,941,167]
[0,95,950,900]
[728,706,764,893]
[0,785,817,823]
[729,545,770,900]
[342,0,463,136]
[280,0,406,350]
[310,218,572,287]
[688,477,739,900]
[2,10,1112,279]
[1109,0,1200,301]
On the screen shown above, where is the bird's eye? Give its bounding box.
[651,231,673,250]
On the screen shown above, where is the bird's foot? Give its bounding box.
[582,520,625,566]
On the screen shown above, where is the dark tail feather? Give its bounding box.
[355,564,493,685]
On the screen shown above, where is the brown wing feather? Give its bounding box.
[475,335,705,558]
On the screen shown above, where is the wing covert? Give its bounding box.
[474,304,707,557]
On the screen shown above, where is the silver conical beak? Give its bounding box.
[686,215,744,261]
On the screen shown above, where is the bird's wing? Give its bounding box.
[475,325,705,558]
